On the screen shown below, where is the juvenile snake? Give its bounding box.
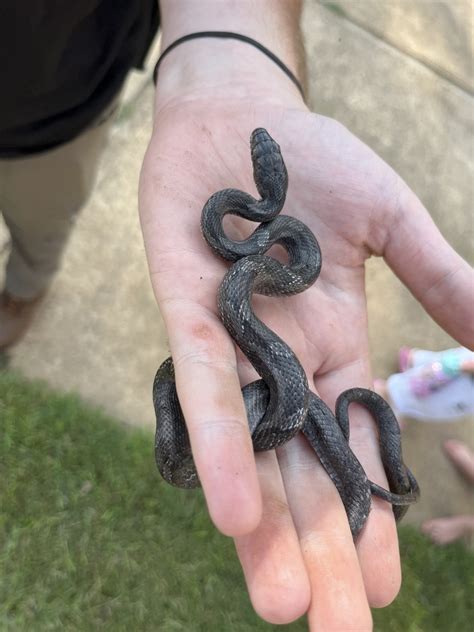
[153,128,419,537]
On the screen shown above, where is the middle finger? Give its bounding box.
[277,431,373,631]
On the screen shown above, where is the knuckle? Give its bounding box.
[191,415,248,438]
[168,312,237,371]
[173,347,236,373]
[261,496,291,526]
[299,525,349,554]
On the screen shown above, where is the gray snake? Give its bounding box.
[153,128,419,537]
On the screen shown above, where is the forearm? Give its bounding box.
[156,0,306,107]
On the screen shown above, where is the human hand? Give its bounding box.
[139,3,473,629]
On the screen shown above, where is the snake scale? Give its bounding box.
[153,128,419,537]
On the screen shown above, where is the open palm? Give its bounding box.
[139,96,472,629]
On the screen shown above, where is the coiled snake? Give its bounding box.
[153,128,419,537]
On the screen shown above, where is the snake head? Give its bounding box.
[250,128,288,217]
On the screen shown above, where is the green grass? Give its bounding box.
[1,372,473,631]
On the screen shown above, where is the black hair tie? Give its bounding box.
[153,31,305,100]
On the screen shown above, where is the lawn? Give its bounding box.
[1,371,472,631]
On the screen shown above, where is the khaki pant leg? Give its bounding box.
[0,105,117,299]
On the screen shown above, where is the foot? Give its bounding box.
[0,290,45,349]
[443,440,474,485]
[421,515,474,545]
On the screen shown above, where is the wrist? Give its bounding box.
[154,38,305,109]
[159,0,304,70]
[155,0,306,110]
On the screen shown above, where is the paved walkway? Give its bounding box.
[1,1,472,524]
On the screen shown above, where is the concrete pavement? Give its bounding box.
[320,0,473,92]
[1,0,472,525]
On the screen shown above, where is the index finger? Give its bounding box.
[160,298,262,537]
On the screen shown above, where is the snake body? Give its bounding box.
[153,128,419,537]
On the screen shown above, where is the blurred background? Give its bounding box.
[1,1,473,630]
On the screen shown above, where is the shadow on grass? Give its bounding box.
[1,371,472,631]
[0,350,10,371]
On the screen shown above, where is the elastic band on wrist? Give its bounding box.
[153,31,305,100]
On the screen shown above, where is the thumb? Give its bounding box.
[383,183,473,349]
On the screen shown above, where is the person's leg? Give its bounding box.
[0,100,118,347]
[443,440,474,484]
[421,515,474,545]
[1,116,116,299]
[421,441,474,545]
